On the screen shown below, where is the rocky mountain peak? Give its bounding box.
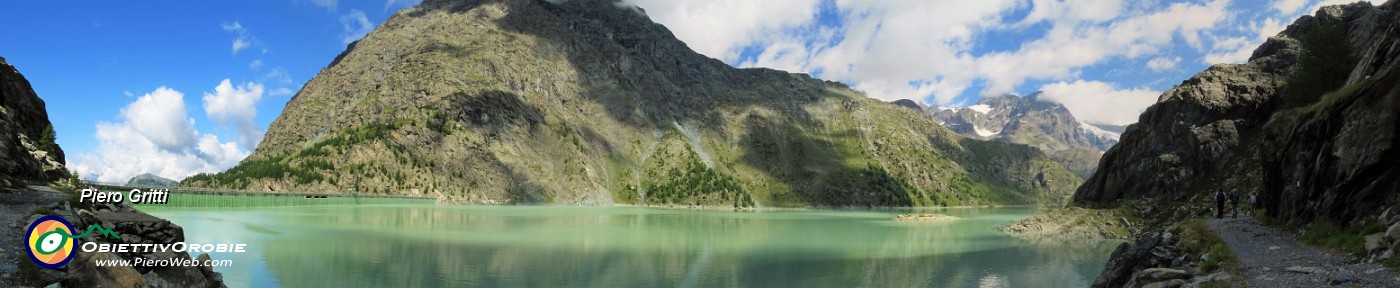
[929,92,1119,177]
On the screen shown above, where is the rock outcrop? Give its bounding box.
[184,0,1082,207]
[0,57,68,182]
[930,93,1117,177]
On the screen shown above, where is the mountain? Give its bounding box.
[930,93,1119,177]
[183,0,1082,207]
[127,173,178,187]
[0,56,68,185]
[1073,1,1399,230]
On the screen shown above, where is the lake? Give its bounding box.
[140,204,1119,287]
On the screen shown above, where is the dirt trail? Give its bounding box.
[1207,217,1400,287]
[0,185,68,287]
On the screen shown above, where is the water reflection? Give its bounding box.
[145,206,1117,287]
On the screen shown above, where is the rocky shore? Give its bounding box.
[1002,207,1139,240]
[1,185,225,288]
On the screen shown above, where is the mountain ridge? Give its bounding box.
[184,0,1082,207]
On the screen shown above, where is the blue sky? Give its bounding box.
[0,0,1369,182]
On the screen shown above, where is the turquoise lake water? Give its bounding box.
[141,205,1119,287]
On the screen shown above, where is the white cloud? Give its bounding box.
[619,0,823,62]
[1147,56,1180,71]
[1038,80,1159,125]
[1271,0,1308,14]
[203,79,266,150]
[232,38,250,54]
[70,86,250,183]
[1204,17,1287,64]
[220,21,245,34]
[629,0,1226,107]
[339,9,375,44]
[222,21,256,55]
[123,87,200,150]
[249,59,263,70]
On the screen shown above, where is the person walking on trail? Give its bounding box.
[1248,192,1258,217]
[1215,189,1227,218]
[1229,191,1240,218]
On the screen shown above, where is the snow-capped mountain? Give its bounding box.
[928,92,1122,177]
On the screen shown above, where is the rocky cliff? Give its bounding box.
[931,93,1118,177]
[0,57,68,183]
[1072,2,1400,229]
[183,0,1082,207]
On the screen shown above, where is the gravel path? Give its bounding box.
[0,185,67,287]
[1208,217,1400,287]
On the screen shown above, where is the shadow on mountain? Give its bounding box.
[444,89,544,135]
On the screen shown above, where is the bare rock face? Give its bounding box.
[0,57,68,181]
[1259,3,1400,226]
[1070,0,1400,229]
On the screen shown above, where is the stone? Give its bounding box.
[44,282,61,288]
[1284,266,1319,274]
[1133,268,1193,284]
[1203,271,1232,282]
[121,234,143,244]
[1366,233,1387,254]
[1365,268,1385,274]
[1141,279,1186,288]
[1328,271,1358,285]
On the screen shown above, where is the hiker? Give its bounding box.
[1248,192,1258,217]
[1214,189,1226,218]
[1229,191,1240,218]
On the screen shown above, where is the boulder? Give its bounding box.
[1284,266,1319,274]
[1132,268,1192,284]
[1091,232,1174,287]
[1365,233,1387,254]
